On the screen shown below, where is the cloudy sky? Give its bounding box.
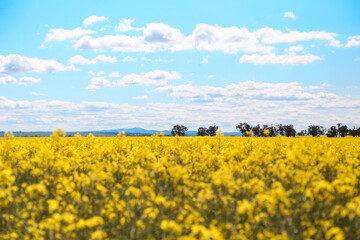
[0,0,359,131]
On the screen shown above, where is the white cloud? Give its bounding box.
[88,70,106,76]
[154,58,171,63]
[83,16,108,27]
[86,77,111,91]
[72,35,153,52]
[0,76,40,85]
[115,18,135,32]
[1,90,359,131]
[72,22,342,54]
[69,55,117,65]
[114,70,181,87]
[72,23,273,54]
[239,53,321,65]
[208,75,215,79]
[86,70,181,90]
[155,81,339,103]
[93,55,117,63]
[31,92,45,96]
[191,24,273,54]
[18,77,40,85]
[122,56,137,62]
[0,76,17,84]
[201,58,208,64]
[308,82,329,90]
[345,36,360,47]
[285,45,303,52]
[70,55,93,65]
[284,12,296,19]
[109,72,120,78]
[45,27,96,42]
[255,27,341,47]
[0,54,70,74]
[132,95,148,100]
[143,22,184,43]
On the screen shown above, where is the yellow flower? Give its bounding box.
[325,227,345,240]
[263,129,270,136]
[47,199,59,214]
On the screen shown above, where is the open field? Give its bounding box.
[1,134,360,239]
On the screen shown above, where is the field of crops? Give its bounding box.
[1,132,360,240]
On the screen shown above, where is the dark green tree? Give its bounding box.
[207,124,218,136]
[349,126,360,137]
[308,125,325,137]
[268,125,277,137]
[197,127,208,136]
[284,125,296,137]
[297,130,307,136]
[276,124,285,136]
[326,126,337,137]
[171,125,188,136]
[236,123,251,136]
[337,123,348,137]
[252,124,262,137]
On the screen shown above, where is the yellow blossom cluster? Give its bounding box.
[0,133,359,239]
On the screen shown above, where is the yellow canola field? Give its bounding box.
[1,133,360,240]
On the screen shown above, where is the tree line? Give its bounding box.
[170,123,360,137]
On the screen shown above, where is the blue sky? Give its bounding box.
[0,0,359,131]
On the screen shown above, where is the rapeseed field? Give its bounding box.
[1,131,359,239]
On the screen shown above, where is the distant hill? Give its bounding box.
[0,128,242,137]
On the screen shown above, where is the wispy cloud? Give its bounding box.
[115,18,135,32]
[239,53,321,65]
[122,56,137,62]
[83,16,108,27]
[31,92,45,96]
[0,76,40,85]
[45,27,96,42]
[285,45,303,52]
[109,72,120,78]
[69,55,117,65]
[345,36,360,47]
[132,95,148,100]
[201,57,209,64]
[86,70,181,91]
[284,12,296,19]
[1,90,359,131]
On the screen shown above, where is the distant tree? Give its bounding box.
[297,130,307,136]
[326,126,337,137]
[207,124,219,136]
[268,125,277,137]
[261,125,268,137]
[197,127,208,136]
[171,125,188,136]
[236,123,251,136]
[284,125,296,137]
[308,125,325,137]
[349,126,360,137]
[276,124,285,136]
[261,125,276,137]
[252,124,262,137]
[337,123,348,137]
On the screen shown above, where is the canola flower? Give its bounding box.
[0,132,360,239]
[263,129,270,137]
